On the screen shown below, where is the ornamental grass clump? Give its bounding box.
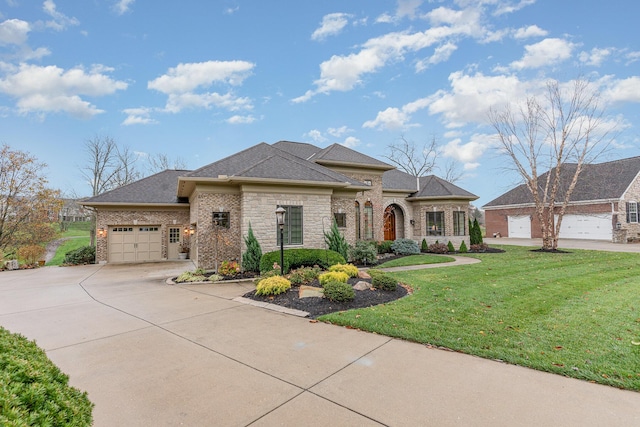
[255,276,291,296]
[322,280,355,302]
[175,271,208,283]
[319,271,349,285]
[328,263,359,278]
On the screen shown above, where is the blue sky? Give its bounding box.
[1,0,639,207]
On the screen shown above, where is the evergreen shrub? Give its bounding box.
[322,280,355,302]
[391,238,420,255]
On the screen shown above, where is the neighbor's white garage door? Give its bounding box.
[109,226,162,262]
[557,214,612,241]
[508,215,531,238]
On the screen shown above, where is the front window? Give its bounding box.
[426,211,444,236]
[627,202,638,223]
[277,206,303,245]
[364,201,374,239]
[453,211,466,236]
[212,212,230,228]
[355,201,361,240]
[334,212,346,228]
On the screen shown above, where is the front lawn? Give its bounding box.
[378,254,454,268]
[320,245,640,391]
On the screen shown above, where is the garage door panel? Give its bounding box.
[508,215,531,238]
[557,214,611,240]
[109,226,162,262]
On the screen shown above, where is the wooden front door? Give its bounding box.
[384,206,396,241]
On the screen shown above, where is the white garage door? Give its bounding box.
[557,214,612,240]
[109,226,162,262]
[508,215,531,238]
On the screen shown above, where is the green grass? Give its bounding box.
[46,237,91,266]
[59,221,93,237]
[320,245,640,391]
[378,254,454,268]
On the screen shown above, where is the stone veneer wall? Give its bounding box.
[335,171,385,242]
[412,201,471,248]
[95,207,190,263]
[331,195,357,245]
[621,173,640,241]
[240,188,333,257]
[192,191,242,270]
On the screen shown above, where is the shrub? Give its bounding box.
[459,241,468,253]
[428,243,449,254]
[63,245,95,265]
[470,243,489,252]
[242,223,262,273]
[376,240,393,254]
[349,240,378,265]
[0,327,94,426]
[288,266,321,286]
[319,271,349,285]
[447,241,456,252]
[421,238,428,252]
[175,271,208,283]
[260,249,345,274]
[328,263,359,278]
[470,218,483,245]
[391,238,420,255]
[372,273,397,291]
[255,276,291,296]
[324,219,349,261]
[219,260,240,276]
[17,245,46,265]
[322,280,355,302]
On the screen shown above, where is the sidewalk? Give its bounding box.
[0,262,638,426]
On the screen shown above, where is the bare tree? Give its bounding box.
[146,153,188,174]
[440,159,463,184]
[489,78,611,250]
[80,135,140,196]
[384,136,439,190]
[0,145,62,253]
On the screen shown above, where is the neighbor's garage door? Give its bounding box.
[558,214,612,240]
[109,226,162,262]
[508,215,531,238]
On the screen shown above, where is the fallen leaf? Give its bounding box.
[552,363,564,367]
[554,346,563,350]
[631,341,640,346]
[309,319,318,323]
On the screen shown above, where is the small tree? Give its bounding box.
[242,223,262,273]
[324,219,349,261]
[447,241,455,252]
[470,218,483,245]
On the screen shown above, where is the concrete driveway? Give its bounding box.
[1,262,638,426]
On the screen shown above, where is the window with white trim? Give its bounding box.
[277,206,303,245]
[627,202,638,223]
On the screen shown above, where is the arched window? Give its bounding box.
[364,201,374,240]
[354,201,361,240]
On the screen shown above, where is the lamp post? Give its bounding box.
[275,207,286,275]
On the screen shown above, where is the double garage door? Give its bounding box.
[507,214,612,240]
[109,226,162,262]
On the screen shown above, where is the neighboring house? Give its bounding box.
[80,141,478,268]
[59,199,92,222]
[483,156,640,243]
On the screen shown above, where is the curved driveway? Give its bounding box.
[0,261,638,426]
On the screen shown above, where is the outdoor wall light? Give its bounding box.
[410,219,415,226]
[189,225,195,235]
[97,227,106,238]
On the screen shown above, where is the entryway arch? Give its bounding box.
[384,204,406,241]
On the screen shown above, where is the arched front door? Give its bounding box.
[384,206,396,241]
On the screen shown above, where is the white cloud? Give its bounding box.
[327,125,351,137]
[0,63,127,118]
[113,0,135,15]
[442,138,487,163]
[578,47,613,67]
[122,107,157,126]
[148,60,255,113]
[341,136,360,148]
[226,114,255,124]
[513,25,548,39]
[509,37,575,70]
[625,51,640,65]
[363,96,431,130]
[42,0,79,31]
[416,41,457,71]
[0,19,30,45]
[603,76,640,103]
[305,129,327,143]
[492,0,536,16]
[311,13,351,41]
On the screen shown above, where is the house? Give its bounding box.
[80,141,478,268]
[483,156,640,243]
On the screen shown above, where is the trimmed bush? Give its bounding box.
[328,263,359,278]
[255,276,291,296]
[288,266,321,286]
[319,271,349,285]
[447,241,455,252]
[376,240,393,254]
[219,260,240,276]
[391,238,420,255]
[371,272,397,291]
[459,241,468,253]
[421,238,428,252]
[0,327,94,426]
[349,240,378,265]
[260,249,345,274]
[63,245,95,265]
[322,280,355,302]
[324,220,349,261]
[428,243,449,254]
[242,223,262,273]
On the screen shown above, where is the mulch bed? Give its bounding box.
[243,277,409,318]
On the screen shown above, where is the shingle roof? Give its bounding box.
[272,141,321,160]
[382,169,478,199]
[483,156,640,207]
[186,142,365,186]
[311,143,394,170]
[382,168,420,191]
[81,170,190,205]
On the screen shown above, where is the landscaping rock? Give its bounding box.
[353,281,373,291]
[357,270,371,279]
[299,285,324,299]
